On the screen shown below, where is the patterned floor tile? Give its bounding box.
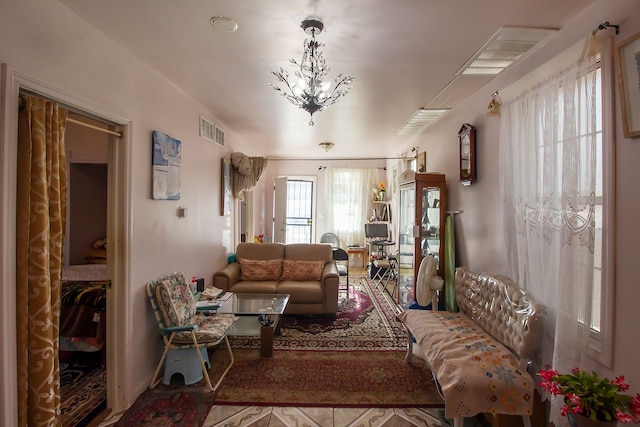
[270,407,334,427]
[333,408,397,427]
[204,405,273,427]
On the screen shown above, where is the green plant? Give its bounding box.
[539,367,640,423]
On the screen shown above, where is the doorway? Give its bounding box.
[1,69,129,427]
[273,177,316,244]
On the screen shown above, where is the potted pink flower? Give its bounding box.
[539,367,640,425]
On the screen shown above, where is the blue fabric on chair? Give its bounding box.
[146,272,236,391]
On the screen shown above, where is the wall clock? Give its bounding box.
[458,123,476,186]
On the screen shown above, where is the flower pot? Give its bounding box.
[567,412,618,427]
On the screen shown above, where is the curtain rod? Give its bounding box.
[67,117,122,137]
[19,94,123,137]
[267,156,412,161]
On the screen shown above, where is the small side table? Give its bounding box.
[346,247,366,268]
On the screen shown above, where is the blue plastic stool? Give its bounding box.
[162,346,209,385]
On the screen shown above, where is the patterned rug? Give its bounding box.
[60,354,106,427]
[113,388,215,427]
[228,275,407,351]
[209,348,445,408]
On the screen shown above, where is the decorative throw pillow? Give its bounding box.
[281,259,325,281]
[239,258,282,281]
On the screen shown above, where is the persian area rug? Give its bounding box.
[114,388,215,427]
[228,275,407,351]
[60,354,106,427]
[209,349,445,408]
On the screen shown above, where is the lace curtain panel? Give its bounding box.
[499,60,598,426]
[324,168,379,248]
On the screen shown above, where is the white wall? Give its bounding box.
[0,0,243,418]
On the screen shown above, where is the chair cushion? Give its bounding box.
[281,259,325,281]
[170,313,236,346]
[239,258,282,280]
[154,273,196,327]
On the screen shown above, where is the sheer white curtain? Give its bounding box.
[499,59,598,426]
[325,167,379,248]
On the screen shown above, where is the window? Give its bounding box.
[499,42,615,372]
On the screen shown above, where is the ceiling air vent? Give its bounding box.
[199,115,225,147]
[460,26,558,76]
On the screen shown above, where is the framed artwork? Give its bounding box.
[221,157,232,215]
[417,151,426,173]
[152,130,181,200]
[617,31,640,138]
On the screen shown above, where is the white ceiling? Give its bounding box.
[58,0,595,159]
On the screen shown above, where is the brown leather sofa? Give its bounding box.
[213,242,339,315]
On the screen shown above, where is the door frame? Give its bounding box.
[273,176,317,244]
[0,64,132,425]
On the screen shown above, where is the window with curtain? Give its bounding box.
[324,168,379,248]
[500,41,614,426]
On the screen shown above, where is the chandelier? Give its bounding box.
[270,17,355,126]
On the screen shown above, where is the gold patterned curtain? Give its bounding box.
[16,95,68,427]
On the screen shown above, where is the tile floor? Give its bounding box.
[203,406,446,427]
[96,405,450,427]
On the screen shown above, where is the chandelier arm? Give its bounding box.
[270,17,355,125]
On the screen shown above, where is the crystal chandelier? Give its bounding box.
[270,18,355,126]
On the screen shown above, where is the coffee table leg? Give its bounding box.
[260,325,274,357]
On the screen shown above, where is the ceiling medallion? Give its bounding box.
[270,17,355,126]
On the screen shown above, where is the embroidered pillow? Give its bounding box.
[281,259,325,281]
[239,258,282,281]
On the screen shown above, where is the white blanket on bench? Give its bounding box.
[397,309,535,419]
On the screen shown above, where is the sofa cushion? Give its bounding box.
[236,242,285,260]
[239,258,282,281]
[278,280,324,303]
[281,259,325,281]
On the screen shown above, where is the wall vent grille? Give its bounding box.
[199,115,225,147]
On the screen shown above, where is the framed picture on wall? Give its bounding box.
[221,157,232,216]
[152,130,181,200]
[617,31,640,138]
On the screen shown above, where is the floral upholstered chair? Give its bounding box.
[146,272,235,391]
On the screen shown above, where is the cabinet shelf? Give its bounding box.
[397,173,446,309]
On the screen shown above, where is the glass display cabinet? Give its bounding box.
[397,171,446,308]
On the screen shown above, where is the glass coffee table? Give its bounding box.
[217,293,290,357]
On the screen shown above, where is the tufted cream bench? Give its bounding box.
[397,267,546,427]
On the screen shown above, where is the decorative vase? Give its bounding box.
[379,190,385,201]
[567,412,618,427]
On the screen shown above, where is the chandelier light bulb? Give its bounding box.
[269,17,355,126]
